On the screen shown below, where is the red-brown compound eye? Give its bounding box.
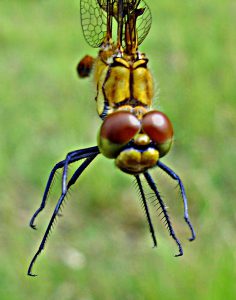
[142,111,174,157]
[101,111,141,143]
[98,111,141,158]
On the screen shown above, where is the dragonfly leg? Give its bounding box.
[157,161,196,241]
[27,153,99,277]
[135,175,157,248]
[29,160,65,229]
[29,146,99,229]
[143,172,183,257]
[61,147,98,194]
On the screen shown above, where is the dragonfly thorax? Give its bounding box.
[94,50,154,119]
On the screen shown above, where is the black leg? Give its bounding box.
[144,172,183,257]
[157,161,196,241]
[135,175,157,248]
[27,153,99,276]
[61,146,99,193]
[29,146,99,229]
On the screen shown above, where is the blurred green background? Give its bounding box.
[1,0,236,299]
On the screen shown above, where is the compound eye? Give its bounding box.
[142,111,174,157]
[98,111,141,158]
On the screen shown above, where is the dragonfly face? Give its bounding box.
[28,0,195,277]
[98,110,173,174]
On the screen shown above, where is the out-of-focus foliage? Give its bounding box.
[1,0,236,299]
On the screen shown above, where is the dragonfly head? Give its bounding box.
[97,110,173,174]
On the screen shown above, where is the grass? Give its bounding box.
[1,0,236,299]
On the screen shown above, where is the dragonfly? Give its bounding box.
[28,0,196,276]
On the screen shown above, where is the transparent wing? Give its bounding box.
[80,0,107,47]
[80,0,152,48]
[136,0,152,45]
[121,0,152,46]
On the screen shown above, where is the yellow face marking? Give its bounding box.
[115,148,159,175]
[141,149,159,166]
[133,134,150,146]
